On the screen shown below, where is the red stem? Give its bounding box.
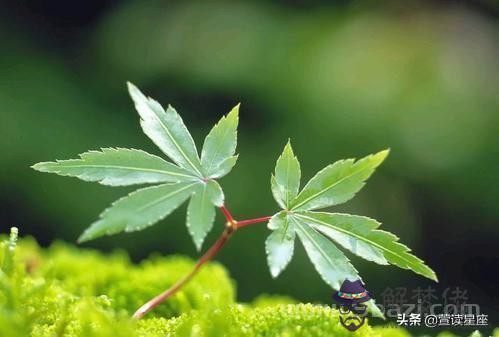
[132,205,272,319]
[236,216,272,228]
[220,205,235,223]
[133,225,235,319]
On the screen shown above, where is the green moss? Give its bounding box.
[0,232,234,337]
[372,326,412,337]
[250,294,298,308]
[0,231,495,337]
[15,238,235,318]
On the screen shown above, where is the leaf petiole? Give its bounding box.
[220,205,236,223]
[237,216,273,228]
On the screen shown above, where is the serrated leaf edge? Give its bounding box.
[128,82,204,178]
[292,215,360,289]
[291,150,389,211]
[186,182,215,251]
[265,213,295,278]
[78,182,197,242]
[201,105,239,177]
[32,147,198,186]
[295,212,438,281]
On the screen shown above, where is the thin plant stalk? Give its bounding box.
[237,216,272,228]
[132,205,271,319]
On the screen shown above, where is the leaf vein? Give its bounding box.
[148,109,203,177]
[292,163,368,210]
[135,182,197,213]
[47,164,196,179]
[295,213,416,269]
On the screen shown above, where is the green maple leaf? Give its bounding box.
[32,83,239,250]
[266,143,437,288]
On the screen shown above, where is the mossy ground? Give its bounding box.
[0,233,495,337]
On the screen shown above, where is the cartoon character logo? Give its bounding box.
[333,279,371,331]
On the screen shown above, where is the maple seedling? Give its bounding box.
[32,83,437,319]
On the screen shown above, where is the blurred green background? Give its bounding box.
[0,0,498,330]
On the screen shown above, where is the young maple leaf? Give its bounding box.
[266,142,437,316]
[33,83,239,251]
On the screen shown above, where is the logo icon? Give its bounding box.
[333,279,371,331]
